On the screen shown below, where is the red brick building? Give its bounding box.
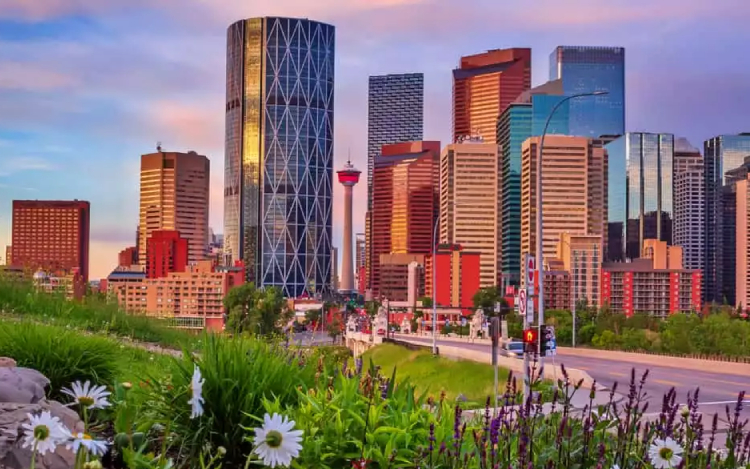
[118,246,138,267]
[452,48,531,144]
[425,244,481,316]
[11,200,90,282]
[146,230,188,279]
[369,141,439,296]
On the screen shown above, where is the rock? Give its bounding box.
[0,400,83,469]
[0,368,50,404]
[0,359,16,368]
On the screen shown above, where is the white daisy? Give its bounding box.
[187,365,205,418]
[66,432,109,456]
[648,437,684,469]
[20,411,69,455]
[62,380,111,410]
[252,413,303,468]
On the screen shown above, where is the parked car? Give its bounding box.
[500,340,524,359]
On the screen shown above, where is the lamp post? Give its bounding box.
[536,91,608,368]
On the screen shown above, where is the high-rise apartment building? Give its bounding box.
[453,48,531,145]
[367,73,424,210]
[439,141,501,287]
[369,141,439,296]
[497,79,570,284]
[11,200,90,282]
[224,17,335,297]
[735,174,750,312]
[520,136,607,266]
[703,133,750,303]
[139,150,209,266]
[549,46,625,138]
[673,138,704,272]
[146,230,188,279]
[606,133,674,261]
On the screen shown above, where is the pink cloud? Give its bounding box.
[0,61,79,90]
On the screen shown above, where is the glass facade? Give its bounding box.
[703,133,750,302]
[224,17,335,297]
[606,133,674,261]
[531,94,569,136]
[549,46,625,139]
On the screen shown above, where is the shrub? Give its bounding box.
[143,334,319,466]
[0,321,119,400]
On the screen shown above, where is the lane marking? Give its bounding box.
[653,379,681,387]
[699,377,750,389]
[699,400,750,406]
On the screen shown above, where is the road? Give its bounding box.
[400,336,750,425]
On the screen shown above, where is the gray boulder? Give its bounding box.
[0,400,83,469]
[0,368,50,404]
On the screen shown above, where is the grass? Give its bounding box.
[363,343,513,407]
[0,278,198,349]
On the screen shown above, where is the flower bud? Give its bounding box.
[121,382,132,390]
[680,405,690,417]
[83,461,103,469]
[217,446,227,456]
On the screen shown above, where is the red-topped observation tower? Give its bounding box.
[337,159,361,293]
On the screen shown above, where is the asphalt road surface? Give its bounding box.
[400,336,750,426]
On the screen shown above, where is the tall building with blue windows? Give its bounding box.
[223,17,335,297]
[550,46,625,139]
[497,80,570,285]
[606,133,674,262]
[703,133,750,303]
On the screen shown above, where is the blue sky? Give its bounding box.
[1,0,750,280]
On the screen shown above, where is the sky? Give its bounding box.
[2,0,750,280]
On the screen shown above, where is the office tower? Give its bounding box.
[719,157,750,307]
[11,200,90,282]
[736,174,750,311]
[557,233,602,308]
[369,141,439,296]
[139,150,210,265]
[703,134,750,303]
[439,141,501,287]
[118,247,138,268]
[337,160,361,293]
[379,253,425,302]
[606,133,674,261]
[520,136,607,264]
[497,80,570,284]
[224,17,335,297]
[549,46,625,138]
[355,233,366,273]
[146,230,188,279]
[5,246,12,265]
[367,73,424,209]
[331,247,338,291]
[426,244,481,313]
[453,48,531,145]
[673,138,704,272]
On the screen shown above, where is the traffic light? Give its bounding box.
[522,328,538,354]
[540,325,555,357]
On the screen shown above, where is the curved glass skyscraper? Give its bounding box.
[224,17,335,297]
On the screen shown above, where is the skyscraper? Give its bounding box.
[550,46,625,138]
[673,138,704,272]
[11,200,90,282]
[704,134,750,303]
[224,17,335,297]
[439,141,501,287]
[367,73,424,210]
[497,79,570,285]
[369,141,439,296]
[606,133,674,261]
[453,48,531,145]
[520,136,607,263]
[139,150,210,265]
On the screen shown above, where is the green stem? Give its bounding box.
[158,420,172,466]
[29,441,38,469]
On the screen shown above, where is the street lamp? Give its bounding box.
[536,91,608,366]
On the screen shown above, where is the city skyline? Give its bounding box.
[2,1,750,280]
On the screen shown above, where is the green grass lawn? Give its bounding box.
[362,343,515,408]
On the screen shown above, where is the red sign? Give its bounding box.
[518,289,527,316]
[526,255,536,285]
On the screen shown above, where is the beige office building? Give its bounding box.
[139,150,210,265]
[439,141,501,287]
[736,177,750,311]
[520,135,607,268]
[557,233,603,308]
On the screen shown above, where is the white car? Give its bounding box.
[500,341,524,359]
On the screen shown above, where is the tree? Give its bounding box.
[327,315,343,343]
[305,308,322,326]
[224,283,287,336]
[472,286,507,317]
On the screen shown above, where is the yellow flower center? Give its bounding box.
[82,433,93,440]
[659,447,674,460]
[265,430,283,449]
[78,396,95,407]
[33,424,50,441]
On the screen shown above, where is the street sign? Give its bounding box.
[494,302,501,314]
[518,289,527,316]
[461,317,467,327]
[525,253,536,295]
